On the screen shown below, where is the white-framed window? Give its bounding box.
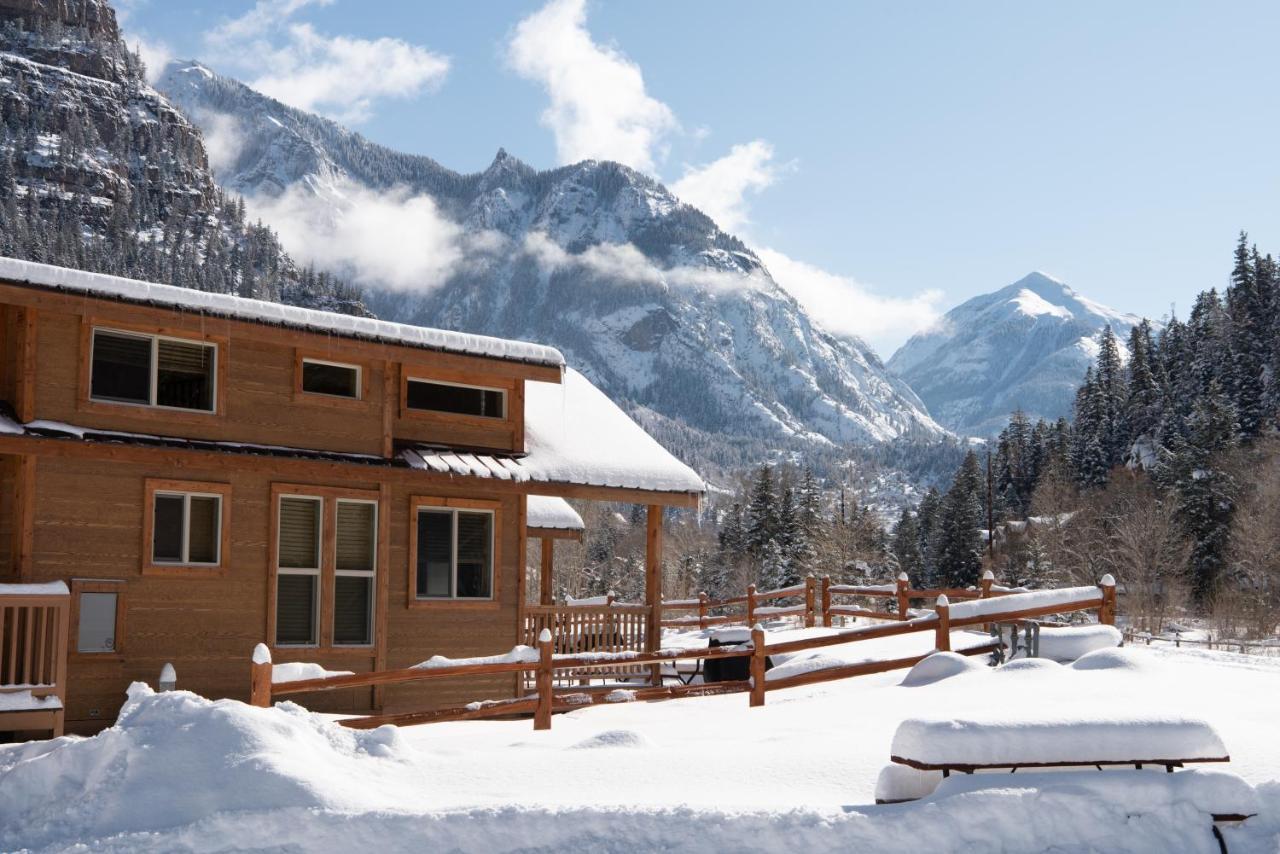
[333,499,376,646]
[152,491,223,566]
[415,508,494,599]
[405,377,505,419]
[275,495,322,647]
[90,327,217,413]
[301,358,362,400]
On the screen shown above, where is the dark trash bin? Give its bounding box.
[703,631,769,683]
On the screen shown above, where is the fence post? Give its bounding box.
[534,628,553,731]
[749,624,767,708]
[896,572,910,621]
[698,591,708,630]
[821,576,832,628]
[934,595,951,652]
[980,570,994,633]
[1098,574,1116,626]
[804,575,816,628]
[250,643,272,708]
[747,584,757,627]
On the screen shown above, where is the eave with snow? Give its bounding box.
[0,258,704,734]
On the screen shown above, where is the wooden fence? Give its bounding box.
[660,571,1024,631]
[252,578,1117,732]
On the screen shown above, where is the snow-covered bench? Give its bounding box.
[889,713,1231,775]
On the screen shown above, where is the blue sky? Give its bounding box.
[119,0,1280,355]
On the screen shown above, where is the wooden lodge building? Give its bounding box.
[0,258,705,735]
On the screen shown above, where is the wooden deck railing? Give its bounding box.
[0,584,70,736]
[253,577,1117,732]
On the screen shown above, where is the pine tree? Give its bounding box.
[891,508,924,581]
[935,451,985,588]
[744,464,778,556]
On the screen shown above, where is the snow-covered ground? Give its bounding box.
[3,642,1278,852]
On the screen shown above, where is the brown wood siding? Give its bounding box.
[0,454,14,578]
[27,454,523,729]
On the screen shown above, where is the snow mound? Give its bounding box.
[996,658,1062,673]
[0,684,412,851]
[570,730,648,750]
[271,662,355,684]
[875,763,943,802]
[900,652,985,686]
[1038,625,1122,662]
[1071,647,1149,672]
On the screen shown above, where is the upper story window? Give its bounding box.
[406,378,505,419]
[90,328,217,413]
[301,358,361,400]
[152,491,222,566]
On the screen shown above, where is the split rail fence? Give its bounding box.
[251,577,1117,732]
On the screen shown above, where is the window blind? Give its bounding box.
[416,510,453,597]
[275,575,316,645]
[278,497,320,569]
[156,339,214,411]
[333,576,371,645]
[335,502,375,572]
[90,331,151,404]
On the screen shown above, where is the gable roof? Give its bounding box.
[0,257,564,369]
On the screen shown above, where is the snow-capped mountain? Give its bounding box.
[157,61,946,463]
[887,273,1142,438]
[0,0,364,314]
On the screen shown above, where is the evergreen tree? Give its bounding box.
[935,451,985,588]
[744,464,778,556]
[891,508,924,581]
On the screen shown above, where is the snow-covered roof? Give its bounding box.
[403,368,706,498]
[527,495,584,532]
[0,257,565,369]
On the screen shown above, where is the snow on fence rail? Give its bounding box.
[659,570,1030,630]
[248,578,1118,732]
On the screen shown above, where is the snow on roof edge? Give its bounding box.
[527,495,585,531]
[0,257,565,369]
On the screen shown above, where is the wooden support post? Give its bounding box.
[698,591,708,630]
[645,505,664,686]
[804,575,816,628]
[896,572,910,621]
[534,628,553,730]
[1099,574,1117,626]
[539,537,555,606]
[249,644,272,708]
[935,595,951,652]
[749,625,767,708]
[980,569,994,633]
[746,584,757,627]
[821,576,832,628]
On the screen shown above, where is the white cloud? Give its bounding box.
[671,140,783,234]
[246,180,473,292]
[507,0,677,174]
[116,0,174,85]
[190,110,245,175]
[204,0,448,123]
[523,232,767,294]
[756,248,946,355]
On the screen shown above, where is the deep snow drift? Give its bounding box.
[2,646,1278,853]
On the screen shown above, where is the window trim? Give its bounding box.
[70,579,127,659]
[79,318,227,422]
[89,327,219,413]
[273,493,323,648]
[141,479,233,577]
[294,351,371,407]
[400,372,511,425]
[407,496,502,610]
[267,483,384,654]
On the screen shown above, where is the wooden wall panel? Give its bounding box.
[28,455,525,728]
[0,454,14,579]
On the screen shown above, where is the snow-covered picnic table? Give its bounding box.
[889,712,1231,774]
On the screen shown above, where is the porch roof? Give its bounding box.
[527,496,584,533]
